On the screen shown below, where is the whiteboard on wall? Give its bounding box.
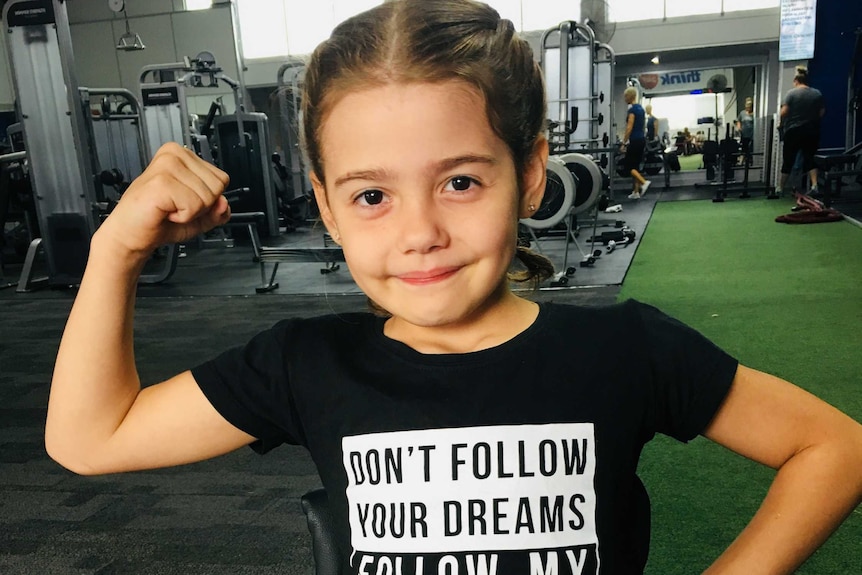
[779,0,817,61]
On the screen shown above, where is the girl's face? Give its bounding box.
[312,80,545,336]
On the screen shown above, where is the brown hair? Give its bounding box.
[794,66,809,85]
[302,0,554,302]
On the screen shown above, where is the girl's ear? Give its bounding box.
[519,136,549,219]
[310,172,340,244]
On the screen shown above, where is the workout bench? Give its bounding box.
[255,241,346,293]
[222,211,265,260]
[813,144,862,208]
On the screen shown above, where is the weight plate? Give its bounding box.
[520,155,575,229]
[558,152,603,215]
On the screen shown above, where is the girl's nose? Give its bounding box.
[395,194,449,254]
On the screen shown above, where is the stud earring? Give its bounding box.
[529,203,536,212]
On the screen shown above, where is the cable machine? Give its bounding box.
[275,58,309,203]
[521,20,621,278]
[3,0,98,289]
[3,0,178,291]
[139,53,280,237]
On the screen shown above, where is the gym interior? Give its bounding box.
[1,1,860,573]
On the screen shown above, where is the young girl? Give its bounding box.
[47,1,861,574]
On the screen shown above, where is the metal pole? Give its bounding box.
[0,151,27,164]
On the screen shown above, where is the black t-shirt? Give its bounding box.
[192,300,738,575]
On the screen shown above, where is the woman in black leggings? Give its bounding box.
[777,66,825,196]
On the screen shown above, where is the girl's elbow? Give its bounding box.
[44,431,106,476]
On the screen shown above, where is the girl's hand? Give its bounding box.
[97,142,231,256]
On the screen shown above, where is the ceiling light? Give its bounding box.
[650,55,660,65]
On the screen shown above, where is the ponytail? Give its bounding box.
[509,246,555,287]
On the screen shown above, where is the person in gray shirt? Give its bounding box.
[736,97,754,166]
[777,66,825,195]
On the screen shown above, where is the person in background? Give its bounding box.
[777,66,825,196]
[694,130,705,154]
[736,97,755,166]
[683,126,694,155]
[645,103,659,145]
[622,87,651,199]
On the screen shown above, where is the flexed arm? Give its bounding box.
[46,143,255,475]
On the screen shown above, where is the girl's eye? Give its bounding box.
[357,189,385,206]
[447,176,477,192]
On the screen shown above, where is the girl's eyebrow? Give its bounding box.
[333,154,498,189]
[431,154,498,174]
[333,168,391,188]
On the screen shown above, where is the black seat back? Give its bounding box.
[301,488,341,575]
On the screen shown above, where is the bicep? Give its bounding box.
[703,364,859,469]
[91,371,256,474]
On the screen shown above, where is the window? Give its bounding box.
[723,0,779,11]
[521,0,579,33]
[665,0,721,19]
[486,0,523,30]
[609,0,779,22]
[609,0,664,22]
[234,0,593,59]
[185,0,213,10]
[237,0,581,52]
[237,0,289,59]
[236,0,383,59]
[485,0,580,32]
[285,0,382,56]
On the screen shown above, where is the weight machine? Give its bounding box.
[0,148,29,289]
[140,52,280,238]
[710,119,774,202]
[3,0,98,290]
[82,88,150,197]
[250,59,346,293]
[541,22,612,152]
[519,21,621,280]
[810,27,862,214]
[540,20,617,212]
[3,0,178,291]
[275,58,311,205]
[520,154,612,285]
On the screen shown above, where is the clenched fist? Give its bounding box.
[97,143,232,256]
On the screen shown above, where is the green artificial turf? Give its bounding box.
[677,153,703,172]
[618,198,862,574]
